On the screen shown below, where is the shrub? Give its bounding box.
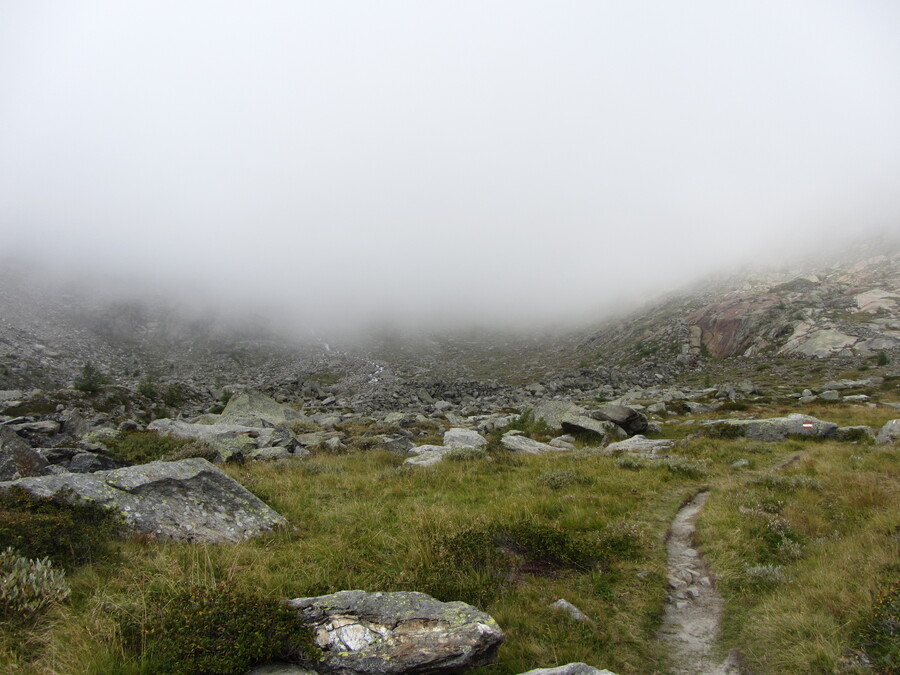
[417,521,602,608]
[161,383,185,408]
[856,577,899,671]
[102,430,199,464]
[288,419,322,435]
[877,350,890,366]
[0,547,70,622]
[73,362,109,394]
[137,376,158,400]
[0,488,121,570]
[123,583,318,675]
[742,563,788,590]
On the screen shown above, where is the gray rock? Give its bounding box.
[532,401,586,430]
[8,420,60,434]
[501,434,569,454]
[443,428,487,448]
[0,427,49,480]
[731,458,750,469]
[248,447,294,461]
[287,590,503,674]
[323,437,346,453]
[220,390,306,427]
[819,390,841,401]
[843,395,871,402]
[372,434,414,454]
[561,416,622,442]
[0,458,286,543]
[592,404,648,435]
[876,419,900,444]
[549,598,592,623]
[605,435,674,455]
[68,451,124,473]
[549,436,576,450]
[433,400,453,412]
[704,414,838,442]
[147,418,296,457]
[518,664,617,675]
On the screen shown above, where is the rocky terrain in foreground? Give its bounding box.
[1,242,899,674]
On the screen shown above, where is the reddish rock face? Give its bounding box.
[685,295,781,358]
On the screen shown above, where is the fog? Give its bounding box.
[1,1,899,334]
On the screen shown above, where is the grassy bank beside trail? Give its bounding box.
[1,429,897,674]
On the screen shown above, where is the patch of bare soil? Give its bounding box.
[658,491,743,675]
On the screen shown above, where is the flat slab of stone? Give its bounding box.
[501,434,570,454]
[0,458,286,543]
[287,590,503,674]
[703,414,837,442]
[605,435,675,455]
[532,401,587,430]
[219,390,306,427]
[592,404,648,435]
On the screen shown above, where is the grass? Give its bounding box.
[1,406,897,673]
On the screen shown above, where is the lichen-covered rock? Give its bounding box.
[0,458,285,543]
[219,390,306,427]
[703,414,837,442]
[501,434,569,454]
[531,401,587,430]
[443,428,487,448]
[518,664,617,675]
[592,404,648,436]
[605,435,674,455]
[148,418,299,459]
[287,590,504,674]
[876,419,900,444]
[0,427,48,480]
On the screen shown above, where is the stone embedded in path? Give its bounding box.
[287,590,504,674]
[0,458,286,543]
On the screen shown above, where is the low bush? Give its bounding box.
[102,430,200,464]
[536,469,592,489]
[123,583,318,675]
[855,576,899,672]
[0,488,121,570]
[658,457,710,478]
[751,474,823,491]
[73,362,109,394]
[0,547,70,622]
[700,423,746,439]
[615,456,646,471]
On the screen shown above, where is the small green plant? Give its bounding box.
[0,488,121,570]
[102,430,199,464]
[700,423,746,439]
[288,419,322,435]
[751,474,823,491]
[855,577,899,671]
[0,547,70,622]
[137,376,158,400]
[73,362,109,394]
[161,383,185,408]
[123,583,318,675]
[877,350,890,366]
[742,563,788,590]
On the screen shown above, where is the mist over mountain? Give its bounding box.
[2,2,899,333]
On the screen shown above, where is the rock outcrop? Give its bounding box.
[876,419,900,444]
[0,427,49,480]
[0,458,286,543]
[703,414,837,442]
[287,590,504,674]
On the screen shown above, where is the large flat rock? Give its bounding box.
[0,458,286,543]
[703,414,837,442]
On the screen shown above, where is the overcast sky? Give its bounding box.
[1,1,899,331]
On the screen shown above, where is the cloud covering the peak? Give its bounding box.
[1,1,899,331]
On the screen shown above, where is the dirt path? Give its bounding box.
[658,490,742,675]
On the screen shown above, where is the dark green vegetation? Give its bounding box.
[121,584,318,675]
[102,430,216,464]
[72,362,110,394]
[0,488,121,570]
